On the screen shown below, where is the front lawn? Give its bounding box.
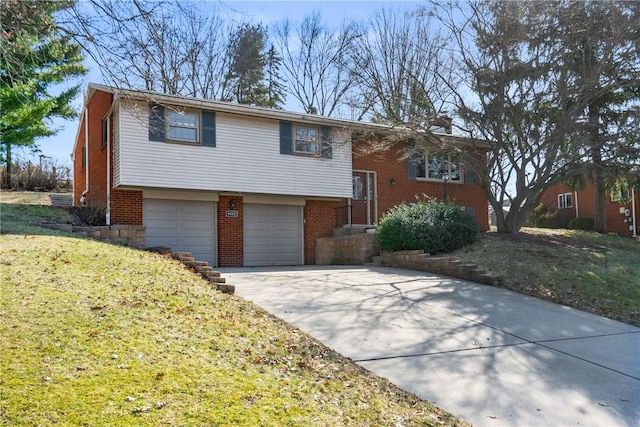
[0,191,465,426]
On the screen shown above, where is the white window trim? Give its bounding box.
[558,192,573,209]
[167,109,199,144]
[417,151,462,183]
[293,124,320,155]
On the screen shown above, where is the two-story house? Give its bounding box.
[73,83,490,267]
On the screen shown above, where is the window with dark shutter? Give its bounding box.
[280,121,293,155]
[149,103,165,142]
[407,143,418,180]
[201,110,216,147]
[320,126,332,159]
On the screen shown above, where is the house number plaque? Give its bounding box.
[225,210,238,218]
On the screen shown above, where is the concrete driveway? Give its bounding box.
[220,265,640,427]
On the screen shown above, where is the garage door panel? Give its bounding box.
[144,199,217,266]
[243,204,302,266]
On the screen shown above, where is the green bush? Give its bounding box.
[378,199,479,254]
[526,203,573,229]
[568,217,594,230]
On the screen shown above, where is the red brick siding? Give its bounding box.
[541,182,639,235]
[218,195,243,267]
[73,90,113,208]
[352,143,489,231]
[111,189,143,225]
[304,200,341,265]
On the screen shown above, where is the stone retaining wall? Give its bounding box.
[316,233,380,265]
[40,223,145,249]
[371,250,503,286]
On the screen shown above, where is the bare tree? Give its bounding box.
[273,11,360,116]
[349,7,457,127]
[60,0,232,99]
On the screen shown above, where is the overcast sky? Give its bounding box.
[32,0,422,166]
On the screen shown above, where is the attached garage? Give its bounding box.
[244,204,303,266]
[144,199,217,266]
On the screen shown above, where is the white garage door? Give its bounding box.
[244,204,303,266]
[144,199,217,266]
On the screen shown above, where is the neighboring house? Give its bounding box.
[73,83,490,267]
[539,181,638,236]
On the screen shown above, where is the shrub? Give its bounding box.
[67,206,107,226]
[568,217,594,231]
[526,203,572,229]
[378,199,479,254]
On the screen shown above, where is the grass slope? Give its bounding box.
[0,192,465,426]
[452,228,640,326]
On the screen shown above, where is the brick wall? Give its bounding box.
[304,199,341,265]
[111,189,143,225]
[541,182,639,235]
[73,90,113,208]
[218,195,243,267]
[352,142,490,231]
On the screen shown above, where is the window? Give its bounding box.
[167,110,198,143]
[102,115,109,148]
[558,193,573,209]
[416,151,461,182]
[148,104,216,146]
[294,125,319,155]
[610,183,630,203]
[81,144,86,169]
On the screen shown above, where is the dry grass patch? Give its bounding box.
[0,226,466,425]
[451,227,640,326]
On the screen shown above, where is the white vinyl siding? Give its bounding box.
[244,204,303,266]
[115,101,351,198]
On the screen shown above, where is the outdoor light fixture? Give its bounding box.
[389,178,396,187]
[229,199,236,209]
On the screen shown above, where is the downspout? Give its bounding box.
[574,191,579,218]
[81,107,89,206]
[105,98,116,225]
[106,114,111,225]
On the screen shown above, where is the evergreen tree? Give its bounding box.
[263,44,285,109]
[225,24,284,108]
[553,1,640,232]
[1,0,86,188]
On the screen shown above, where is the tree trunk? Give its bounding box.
[5,143,12,190]
[589,105,607,233]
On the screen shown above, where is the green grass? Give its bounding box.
[451,227,640,326]
[0,191,465,426]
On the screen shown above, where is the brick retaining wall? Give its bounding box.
[316,233,380,265]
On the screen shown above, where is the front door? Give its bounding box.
[351,171,376,225]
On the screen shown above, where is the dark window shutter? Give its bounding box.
[407,143,417,180]
[465,206,475,217]
[464,170,475,184]
[201,110,216,147]
[320,126,332,159]
[149,103,165,142]
[280,121,293,155]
